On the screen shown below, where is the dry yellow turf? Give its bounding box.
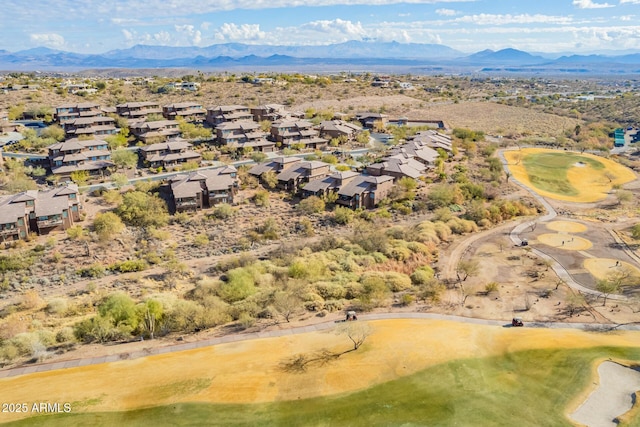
[1,319,640,422]
[583,258,640,282]
[537,233,593,251]
[546,221,588,233]
[504,148,636,203]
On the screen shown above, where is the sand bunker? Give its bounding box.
[537,233,593,250]
[584,258,640,282]
[571,361,640,427]
[546,221,588,233]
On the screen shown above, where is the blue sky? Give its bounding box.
[2,0,640,54]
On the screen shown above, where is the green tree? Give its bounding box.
[179,120,212,140]
[251,152,267,163]
[456,259,480,282]
[70,170,89,186]
[116,191,169,227]
[98,292,139,330]
[427,184,463,209]
[40,125,65,142]
[93,212,125,241]
[595,279,619,306]
[110,172,129,188]
[105,133,129,150]
[261,171,278,189]
[111,148,138,170]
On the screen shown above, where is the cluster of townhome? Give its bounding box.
[44,100,374,180]
[0,184,82,242]
[245,130,453,210]
[247,157,395,209]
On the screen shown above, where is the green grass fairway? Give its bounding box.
[522,152,604,197]
[8,346,640,427]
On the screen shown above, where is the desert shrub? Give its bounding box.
[485,282,499,293]
[110,259,148,273]
[93,212,125,240]
[0,252,35,274]
[236,313,256,330]
[447,218,479,234]
[352,224,389,253]
[323,300,345,312]
[385,241,412,261]
[406,241,431,255]
[21,290,44,310]
[193,234,210,247]
[253,190,270,207]
[299,196,325,214]
[427,183,464,208]
[360,271,390,306]
[314,282,347,300]
[419,280,446,303]
[77,263,106,278]
[633,224,640,240]
[55,327,75,343]
[46,298,69,316]
[256,217,280,240]
[102,190,123,205]
[211,203,235,219]
[333,206,354,224]
[297,218,315,236]
[399,294,415,306]
[218,267,257,303]
[344,281,364,299]
[371,252,388,263]
[66,225,85,240]
[411,266,435,285]
[385,272,412,292]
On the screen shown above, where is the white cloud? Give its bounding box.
[436,8,458,16]
[111,18,140,25]
[214,23,266,42]
[620,0,640,3]
[301,19,367,37]
[452,14,574,25]
[175,24,202,45]
[29,33,65,48]
[122,29,134,41]
[572,0,614,9]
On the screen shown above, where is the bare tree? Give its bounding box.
[272,292,302,323]
[336,322,372,351]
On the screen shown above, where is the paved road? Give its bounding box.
[0,312,637,379]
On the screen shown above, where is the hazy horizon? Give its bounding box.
[2,0,640,55]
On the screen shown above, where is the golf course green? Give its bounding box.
[7,346,640,427]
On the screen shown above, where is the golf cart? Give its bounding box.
[512,317,524,327]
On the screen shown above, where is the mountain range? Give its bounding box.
[1,42,640,75]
